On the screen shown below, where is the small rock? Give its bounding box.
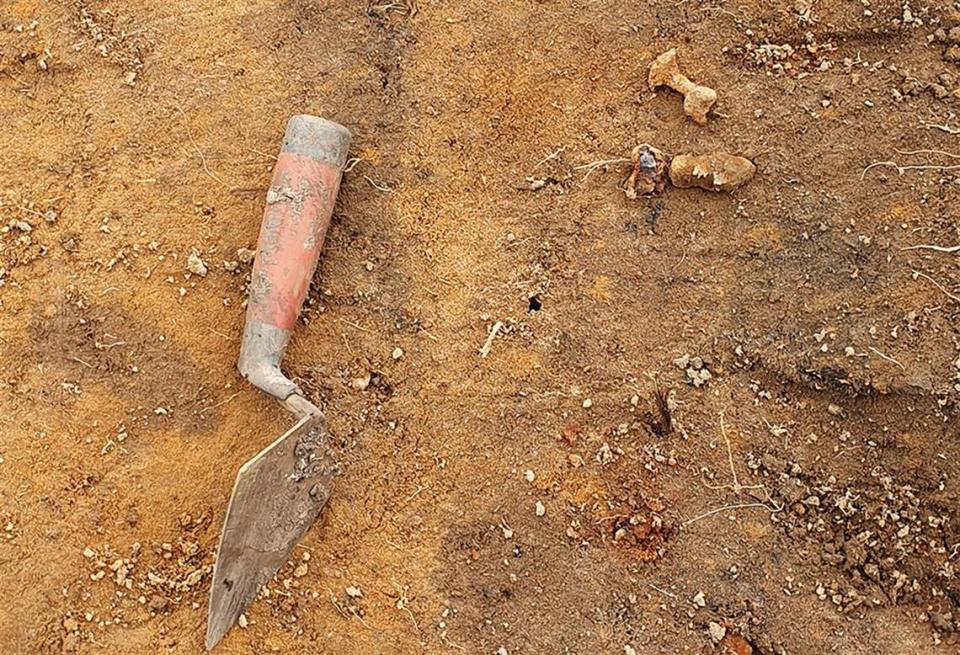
[147,595,169,613]
[535,500,546,517]
[60,233,80,253]
[760,453,788,474]
[236,247,256,264]
[582,398,593,409]
[523,470,535,482]
[346,585,363,599]
[187,250,208,277]
[223,260,239,272]
[624,646,638,655]
[827,403,842,416]
[392,347,404,360]
[237,613,248,628]
[686,366,712,387]
[900,78,924,96]
[708,621,726,643]
[293,563,308,578]
[351,372,371,391]
[692,591,706,607]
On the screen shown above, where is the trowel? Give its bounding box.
[205,115,352,650]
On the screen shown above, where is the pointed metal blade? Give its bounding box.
[205,414,336,650]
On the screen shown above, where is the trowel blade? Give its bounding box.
[205,414,336,650]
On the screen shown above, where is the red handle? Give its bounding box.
[238,116,351,404]
[248,152,343,330]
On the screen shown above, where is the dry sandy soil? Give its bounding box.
[2,0,960,653]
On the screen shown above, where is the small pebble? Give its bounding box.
[708,621,726,643]
[535,500,546,516]
[582,398,593,409]
[187,250,208,277]
[392,347,404,360]
[351,373,372,391]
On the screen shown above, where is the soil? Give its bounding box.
[2,1,960,654]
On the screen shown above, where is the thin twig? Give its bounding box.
[248,148,277,161]
[720,412,739,491]
[914,270,960,303]
[693,412,781,526]
[364,175,393,192]
[861,161,960,179]
[682,501,783,527]
[479,321,503,358]
[200,391,242,416]
[343,157,363,173]
[924,122,960,135]
[868,346,905,370]
[896,148,960,159]
[339,318,369,332]
[702,411,765,494]
[647,583,676,598]
[418,327,440,342]
[901,244,960,253]
[534,146,566,168]
[573,157,631,181]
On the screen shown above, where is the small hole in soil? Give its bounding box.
[223,579,233,590]
[528,295,542,312]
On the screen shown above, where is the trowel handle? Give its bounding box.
[238,115,351,404]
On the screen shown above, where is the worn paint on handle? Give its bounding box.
[247,153,342,331]
[237,116,351,402]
